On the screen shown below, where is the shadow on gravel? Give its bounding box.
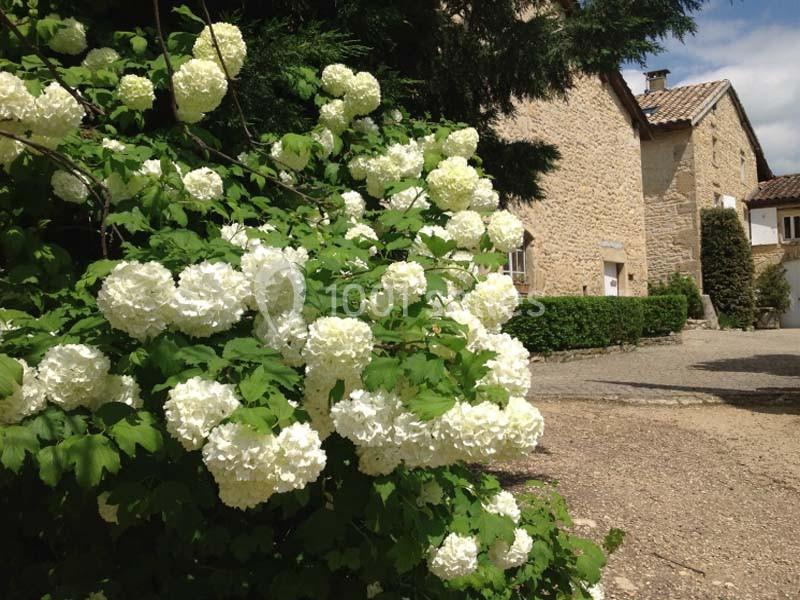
[587,379,800,414]
[692,354,800,378]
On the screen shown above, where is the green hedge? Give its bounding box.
[649,272,704,319]
[504,295,687,353]
[641,295,688,337]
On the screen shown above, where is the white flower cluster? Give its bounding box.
[0,72,84,163]
[341,190,366,220]
[331,388,544,475]
[376,261,427,307]
[470,178,500,212]
[164,377,241,450]
[428,533,479,580]
[182,167,224,201]
[303,317,374,380]
[202,421,326,510]
[193,23,247,78]
[361,141,424,198]
[82,48,120,72]
[173,59,228,123]
[446,210,485,249]
[220,222,275,250]
[387,186,430,211]
[51,170,89,204]
[426,156,480,211]
[483,490,521,523]
[173,261,250,337]
[462,273,519,332]
[97,261,177,341]
[488,528,534,570]
[474,332,532,399]
[318,64,382,134]
[34,344,142,413]
[48,17,87,56]
[442,127,479,159]
[33,82,85,139]
[118,75,155,111]
[0,360,46,425]
[487,210,525,252]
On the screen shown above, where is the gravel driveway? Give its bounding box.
[529,329,800,403]
[495,400,800,599]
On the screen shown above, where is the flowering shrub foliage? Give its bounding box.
[0,6,607,598]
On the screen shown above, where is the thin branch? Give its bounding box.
[0,8,104,118]
[196,0,257,144]
[151,0,179,121]
[0,129,112,257]
[150,0,324,207]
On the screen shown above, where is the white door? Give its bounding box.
[604,262,619,296]
[781,260,800,328]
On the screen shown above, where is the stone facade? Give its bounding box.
[495,75,648,297]
[641,90,759,287]
[751,203,800,273]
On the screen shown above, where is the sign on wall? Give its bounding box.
[750,207,779,246]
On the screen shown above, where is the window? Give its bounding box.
[503,248,527,283]
[740,150,746,183]
[783,215,800,242]
[712,136,719,166]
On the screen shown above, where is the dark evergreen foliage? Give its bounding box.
[700,208,756,328]
[755,263,792,313]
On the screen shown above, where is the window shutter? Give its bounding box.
[750,207,778,246]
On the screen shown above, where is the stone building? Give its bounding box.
[635,71,772,287]
[747,174,800,327]
[495,72,653,297]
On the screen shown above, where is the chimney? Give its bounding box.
[645,69,670,93]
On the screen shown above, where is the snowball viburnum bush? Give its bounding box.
[0,13,607,595]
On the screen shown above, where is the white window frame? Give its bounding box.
[503,248,527,283]
[781,211,800,242]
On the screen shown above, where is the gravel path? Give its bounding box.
[494,400,800,600]
[529,329,800,403]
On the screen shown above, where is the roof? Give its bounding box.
[747,174,800,208]
[636,80,729,126]
[636,80,773,181]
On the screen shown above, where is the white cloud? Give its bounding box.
[630,18,800,175]
[621,68,647,96]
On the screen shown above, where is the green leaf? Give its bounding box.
[420,233,457,258]
[0,425,39,472]
[404,388,455,421]
[37,445,67,486]
[571,538,607,584]
[474,510,515,547]
[106,208,153,234]
[403,354,445,386]
[603,527,626,554]
[362,356,401,392]
[229,407,277,433]
[388,535,423,574]
[108,411,164,457]
[373,479,396,504]
[130,35,147,54]
[62,434,121,488]
[172,4,205,25]
[0,353,23,399]
[239,366,271,403]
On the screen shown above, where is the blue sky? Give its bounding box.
[622,0,800,175]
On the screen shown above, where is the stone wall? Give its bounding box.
[692,92,759,230]
[641,128,699,284]
[494,75,648,297]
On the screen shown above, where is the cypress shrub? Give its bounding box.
[641,295,688,336]
[755,263,792,313]
[700,208,756,328]
[649,272,704,319]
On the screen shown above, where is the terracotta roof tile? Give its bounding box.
[636,80,729,126]
[748,174,800,207]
